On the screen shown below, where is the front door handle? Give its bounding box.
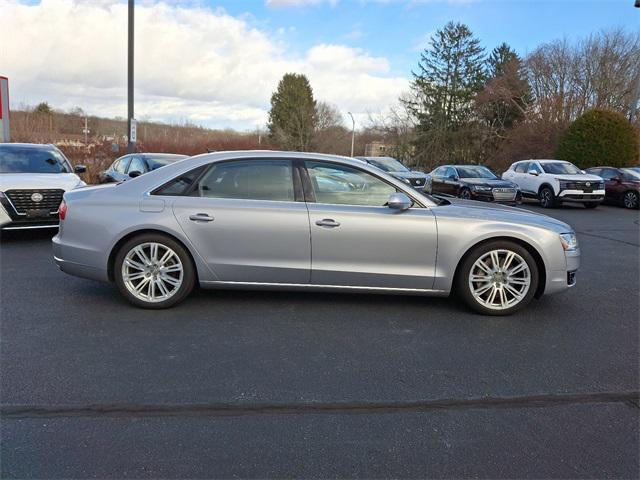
[189,213,214,222]
[315,218,340,228]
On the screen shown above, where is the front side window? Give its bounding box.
[0,146,71,173]
[306,162,396,206]
[114,156,131,173]
[194,160,294,202]
[128,157,147,174]
[541,162,581,175]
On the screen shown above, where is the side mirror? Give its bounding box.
[581,170,586,174]
[611,176,621,183]
[527,169,539,176]
[448,174,458,181]
[129,170,143,178]
[387,192,412,211]
[74,165,87,174]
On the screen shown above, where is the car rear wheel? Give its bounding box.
[456,241,539,316]
[114,234,195,309]
[539,187,556,208]
[623,191,639,209]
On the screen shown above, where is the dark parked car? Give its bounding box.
[585,167,640,209]
[100,153,188,183]
[355,156,431,193]
[431,165,521,204]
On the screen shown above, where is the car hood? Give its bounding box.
[435,198,572,233]
[391,171,430,179]
[0,173,83,191]
[460,178,517,188]
[554,174,603,182]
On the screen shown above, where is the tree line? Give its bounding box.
[268,24,640,170]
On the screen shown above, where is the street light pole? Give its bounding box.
[127,0,135,153]
[347,111,355,157]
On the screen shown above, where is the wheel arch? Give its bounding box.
[538,182,555,195]
[452,235,547,299]
[107,228,200,283]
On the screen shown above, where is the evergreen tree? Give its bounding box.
[268,73,317,151]
[404,22,485,164]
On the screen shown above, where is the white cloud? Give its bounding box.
[266,0,338,7]
[0,0,407,129]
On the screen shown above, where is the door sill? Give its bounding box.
[200,280,447,296]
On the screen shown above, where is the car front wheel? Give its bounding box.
[623,191,639,209]
[457,241,539,315]
[459,188,471,200]
[114,234,195,308]
[539,187,556,208]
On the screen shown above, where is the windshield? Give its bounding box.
[455,166,498,179]
[146,155,186,171]
[366,157,409,172]
[0,146,71,174]
[621,168,640,181]
[541,162,581,175]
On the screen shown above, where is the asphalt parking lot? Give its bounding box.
[1,203,638,478]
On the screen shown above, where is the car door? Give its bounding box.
[443,167,460,195]
[431,167,447,194]
[599,168,621,202]
[303,161,437,290]
[171,159,311,284]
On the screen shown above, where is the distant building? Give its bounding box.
[364,141,391,157]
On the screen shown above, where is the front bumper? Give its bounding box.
[558,189,605,203]
[545,248,581,295]
[469,189,522,204]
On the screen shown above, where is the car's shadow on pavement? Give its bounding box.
[0,229,57,243]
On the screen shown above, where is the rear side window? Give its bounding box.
[194,160,295,202]
[514,162,528,173]
[153,166,206,196]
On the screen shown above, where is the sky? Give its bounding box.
[1,0,637,131]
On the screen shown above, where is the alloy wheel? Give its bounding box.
[468,249,531,311]
[539,188,553,208]
[460,189,471,199]
[624,191,639,209]
[121,242,184,303]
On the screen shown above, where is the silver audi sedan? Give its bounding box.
[52,151,580,315]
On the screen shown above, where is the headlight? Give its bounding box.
[559,233,578,251]
[472,185,492,191]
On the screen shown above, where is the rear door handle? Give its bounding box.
[315,218,340,228]
[189,213,214,222]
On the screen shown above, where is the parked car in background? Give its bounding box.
[0,143,86,230]
[430,165,521,204]
[355,156,432,193]
[503,159,605,209]
[585,167,640,209]
[53,151,580,315]
[100,153,188,183]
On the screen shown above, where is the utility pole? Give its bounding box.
[83,116,89,144]
[347,111,355,157]
[127,0,135,153]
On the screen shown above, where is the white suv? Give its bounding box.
[502,159,605,209]
[0,143,86,230]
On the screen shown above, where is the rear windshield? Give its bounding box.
[146,155,187,171]
[0,146,71,173]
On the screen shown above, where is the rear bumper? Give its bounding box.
[52,234,109,282]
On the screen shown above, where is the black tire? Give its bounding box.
[459,188,471,200]
[456,240,539,316]
[114,233,195,309]
[623,190,639,209]
[583,203,598,209]
[538,186,556,208]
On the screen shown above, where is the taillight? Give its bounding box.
[59,200,67,220]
